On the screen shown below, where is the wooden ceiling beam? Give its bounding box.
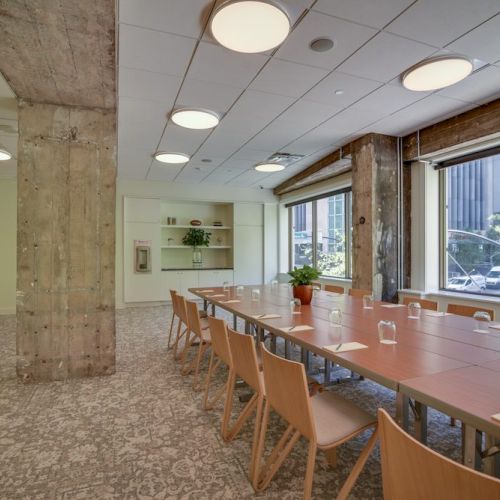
[403,97,500,161]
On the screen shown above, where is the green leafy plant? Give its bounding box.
[288,264,320,287]
[182,228,211,248]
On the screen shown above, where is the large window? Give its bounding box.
[441,150,500,296]
[289,190,352,278]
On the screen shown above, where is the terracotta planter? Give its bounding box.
[292,285,313,305]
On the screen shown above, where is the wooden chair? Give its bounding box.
[172,294,189,360]
[167,289,178,349]
[255,345,377,499]
[402,296,438,311]
[447,303,495,320]
[377,408,500,499]
[203,316,232,411]
[324,284,345,294]
[180,300,212,390]
[226,327,265,487]
[348,288,372,299]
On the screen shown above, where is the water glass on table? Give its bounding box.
[328,308,342,347]
[236,285,244,297]
[251,289,261,302]
[290,298,301,314]
[222,281,230,293]
[407,302,421,319]
[363,294,374,309]
[378,320,397,344]
[271,279,279,288]
[473,311,491,332]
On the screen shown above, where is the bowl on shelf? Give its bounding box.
[190,219,202,226]
[213,221,223,226]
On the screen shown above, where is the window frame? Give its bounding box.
[288,188,352,279]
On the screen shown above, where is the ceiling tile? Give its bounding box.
[249,59,329,98]
[158,122,211,155]
[186,41,269,88]
[118,67,181,104]
[314,0,413,29]
[447,13,500,63]
[386,0,500,48]
[174,164,218,183]
[275,11,378,70]
[437,65,500,104]
[337,32,437,82]
[147,163,184,182]
[119,24,196,75]
[194,129,251,158]
[304,70,383,106]
[318,106,389,136]
[119,0,211,38]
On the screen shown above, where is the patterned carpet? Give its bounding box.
[0,306,462,499]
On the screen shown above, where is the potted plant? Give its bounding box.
[182,228,211,268]
[288,265,320,305]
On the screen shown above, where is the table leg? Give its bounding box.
[301,348,311,372]
[324,359,331,385]
[203,299,208,312]
[233,314,237,331]
[395,393,409,431]
[414,401,428,445]
[463,425,482,470]
[211,303,215,316]
[270,334,277,354]
[244,320,250,334]
[284,340,291,359]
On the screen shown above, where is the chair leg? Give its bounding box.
[249,394,264,486]
[192,341,209,390]
[303,441,317,500]
[180,332,197,375]
[173,321,186,360]
[167,313,176,349]
[202,354,226,410]
[336,426,378,500]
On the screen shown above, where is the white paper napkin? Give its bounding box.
[279,325,314,333]
[207,294,226,298]
[488,323,500,330]
[198,289,214,293]
[425,312,452,317]
[473,328,490,334]
[381,304,405,308]
[323,342,368,353]
[252,314,281,320]
[221,299,240,304]
[491,413,500,422]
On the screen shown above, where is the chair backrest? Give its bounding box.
[402,296,438,311]
[170,289,178,314]
[227,327,262,394]
[348,288,372,298]
[207,316,232,367]
[186,300,203,337]
[175,294,188,324]
[260,345,315,441]
[446,303,495,321]
[378,408,500,500]
[324,284,344,294]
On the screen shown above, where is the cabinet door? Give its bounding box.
[198,270,234,288]
[234,225,263,285]
[164,271,181,300]
[179,271,199,300]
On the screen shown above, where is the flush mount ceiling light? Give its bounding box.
[254,162,285,172]
[211,0,290,53]
[0,148,12,161]
[171,108,220,130]
[402,55,473,91]
[154,152,190,164]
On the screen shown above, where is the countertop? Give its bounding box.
[161,268,234,271]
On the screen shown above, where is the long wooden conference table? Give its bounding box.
[189,284,500,474]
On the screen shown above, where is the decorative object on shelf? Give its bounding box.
[167,238,175,246]
[190,219,202,226]
[213,220,223,226]
[287,265,320,305]
[166,216,177,225]
[216,236,223,246]
[182,228,211,268]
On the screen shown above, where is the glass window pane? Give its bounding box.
[316,194,346,277]
[291,202,313,267]
[444,153,500,296]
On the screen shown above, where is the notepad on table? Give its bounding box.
[323,342,368,353]
[221,299,240,304]
[425,311,451,317]
[473,328,490,334]
[491,413,500,423]
[252,314,281,320]
[488,323,500,330]
[381,304,405,308]
[279,325,314,333]
[207,294,226,298]
[198,289,214,293]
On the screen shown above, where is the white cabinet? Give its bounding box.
[164,270,200,300]
[198,270,234,288]
[234,225,263,285]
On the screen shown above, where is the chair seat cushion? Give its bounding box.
[311,391,376,448]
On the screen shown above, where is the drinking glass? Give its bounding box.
[290,298,301,314]
[328,308,342,328]
[363,295,374,309]
[236,285,244,297]
[271,279,279,288]
[222,281,230,293]
[251,289,261,302]
[407,302,422,319]
[378,320,397,344]
[474,311,491,332]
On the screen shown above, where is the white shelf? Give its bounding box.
[161,245,232,249]
[161,225,232,230]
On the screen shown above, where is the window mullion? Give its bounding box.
[312,201,317,269]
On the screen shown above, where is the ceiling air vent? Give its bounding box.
[266,152,304,166]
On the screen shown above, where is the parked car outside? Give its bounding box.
[447,274,486,292]
[486,266,500,290]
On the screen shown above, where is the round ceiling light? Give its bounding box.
[0,148,12,161]
[171,108,220,129]
[154,152,190,164]
[211,0,290,54]
[402,55,473,91]
[254,162,285,172]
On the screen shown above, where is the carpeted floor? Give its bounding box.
[0,306,462,499]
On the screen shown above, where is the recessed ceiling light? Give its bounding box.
[171,108,220,129]
[310,37,334,53]
[201,158,212,163]
[154,152,190,164]
[0,148,12,161]
[211,0,290,54]
[254,162,285,172]
[334,89,344,95]
[402,55,473,91]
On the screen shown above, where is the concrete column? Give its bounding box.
[351,133,399,302]
[16,101,116,381]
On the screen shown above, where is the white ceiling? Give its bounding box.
[110,1,500,188]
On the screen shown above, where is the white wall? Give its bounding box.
[0,179,16,314]
[116,178,278,307]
